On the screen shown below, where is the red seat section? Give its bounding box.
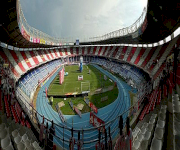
[97,46,103,56]
[11,105,19,123]
[82,47,85,55]
[48,50,54,59]
[4,96,11,118]
[20,51,32,68]
[102,47,108,56]
[119,46,128,60]
[9,50,26,72]
[112,47,119,58]
[43,50,51,60]
[157,89,161,104]
[0,50,19,78]
[126,47,137,62]
[149,43,168,72]
[153,62,166,80]
[58,49,63,57]
[53,49,58,58]
[76,47,79,55]
[139,105,148,121]
[92,46,97,55]
[37,51,46,62]
[134,48,146,65]
[87,47,91,55]
[64,49,68,56]
[70,48,73,56]
[15,102,25,126]
[25,120,31,128]
[29,51,39,65]
[141,47,157,68]
[106,46,113,57]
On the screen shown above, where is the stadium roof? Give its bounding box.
[0,0,179,48]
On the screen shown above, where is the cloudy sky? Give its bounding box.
[20,0,147,41]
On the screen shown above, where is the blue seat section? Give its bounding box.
[36,63,135,149]
[17,59,62,98]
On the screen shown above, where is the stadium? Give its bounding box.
[0,0,179,150]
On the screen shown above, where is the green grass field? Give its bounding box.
[51,87,118,115]
[48,64,119,115]
[48,65,113,95]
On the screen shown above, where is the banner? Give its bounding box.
[89,102,98,114]
[78,75,83,81]
[37,38,40,43]
[59,68,64,84]
[30,37,33,42]
[40,39,46,44]
[33,38,37,43]
[90,112,105,132]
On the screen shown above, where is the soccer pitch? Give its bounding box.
[48,64,114,95]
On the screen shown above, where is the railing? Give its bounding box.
[17,0,147,45]
[1,26,180,51]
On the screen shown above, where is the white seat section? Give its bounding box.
[151,113,157,120]
[2,144,14,150]
[173,104,180,113]
[0,128,9,140]
[174,120,180,135]
[12,129,19,139]
[0,123,6,131]
[139,140,148,150]
[137,133,144,142]
[156,120,165,129]
[154,127,164,140]
[150,137,162,150]
[174,113,180,122]
[22,134,28,142]
[1,135,12,149]
[149,118,155,125]
[24,139,31,148]
[26,144,34,150]
[17,142,26,150]
[159,109,166,114]
[15,51,29,71]
[147,123,153,132]
[174,134,180,150]
[143,130,151,141]
[141,127,147,135]
[142,122,148,129]
[133,139,141,150]
[132,127,140,141]
[25,51,36,66]
[32,141,41,149]
[158,113,166,121]
[14,135,22,145]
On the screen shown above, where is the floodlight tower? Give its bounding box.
[80,56,83,72]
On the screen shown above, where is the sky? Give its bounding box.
[20,0,148,42]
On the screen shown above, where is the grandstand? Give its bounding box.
[0,0,180,150]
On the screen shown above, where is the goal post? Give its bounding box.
[81,82,90,92]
